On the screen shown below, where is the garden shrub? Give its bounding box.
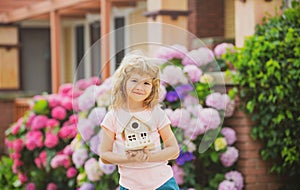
[0,155,23,190]
[224,0,300,180]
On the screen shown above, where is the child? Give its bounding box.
[99,53,180,190]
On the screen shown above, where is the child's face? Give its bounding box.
[125,73,153,104]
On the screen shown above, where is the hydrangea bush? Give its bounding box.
[5,77,100,190]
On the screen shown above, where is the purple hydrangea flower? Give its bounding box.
[166,91,179,102]
[220,146,239,167]
[218,180,237,190]
[221,127,237,145]
[225,171,244,190]
[176,151,195,166]
[79,183,95,190]
[175,84,194,99]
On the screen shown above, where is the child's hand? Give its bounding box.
[126,148,149,162]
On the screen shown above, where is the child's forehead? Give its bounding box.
[129,73,152,80]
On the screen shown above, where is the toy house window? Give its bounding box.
[140,132,148,140]
[128,134,137,141]
[131,122,139,129]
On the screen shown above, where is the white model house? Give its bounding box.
[122,116,154,151]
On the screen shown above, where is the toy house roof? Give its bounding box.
[122,115,152,133]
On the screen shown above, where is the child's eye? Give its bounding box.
[131,79,138,82]
[144,82,151,85]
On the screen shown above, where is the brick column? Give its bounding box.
[224,97,286,190]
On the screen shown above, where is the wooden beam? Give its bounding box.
[100,0,111,80]
[0,0,95,23]
[50,10,61,93]
[0,0,137,23]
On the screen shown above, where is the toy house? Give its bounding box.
[122,116,154,151]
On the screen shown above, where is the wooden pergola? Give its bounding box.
[0,0,137,93]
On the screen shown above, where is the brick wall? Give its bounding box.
[224,97,286,190]
[0,100,14,155]
[188,0,224,38]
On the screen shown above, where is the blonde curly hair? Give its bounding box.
[110,53,160,110]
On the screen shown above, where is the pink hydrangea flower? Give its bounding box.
[51,106,67,120]
[225,171,244,190]
[18,172,28,184]
[25,131,43,150]
[214,43,234,59]
[77,118,95,141]
[50,154,70,169]
[72,148,88,168]
[177,109,191,129]
[172,164,185,185]
[198,108,221,130]
[89,76,101,86]
[156,44,188,60]
[220,146,239,167]
[48,94,61,108]
[221,127,237,145]
[66,167,78,178]
[68,114,78,124]
[61,97,73,110]
[34,151,47,168]
[76,79,90,90]
[63,145,74,155]
[182,47,214,66]
[206,93,231,111]
[99,160,116,175]
[88,107,107,126]
[218,180,237,190]
[12,139,23,152]
[183,65,202,82]
[12,118,23,135]
[84,158,103,181]
[89,133,101,155]
[46,183,57,190]
[10,152,21,160]
[46,118,59,128]
[58,124,77,139]
[184,118,205,140]
[186,104,203,118]
[78,85,97,111]
[183,94,199,107]
[58,83,73,97]
[31,115,48,130]
[44,132,59,148]
[25,113,36,128]
[159,85,167,102]
[160,65,188,86]
[26,182,36,190]
[225,99,235,117]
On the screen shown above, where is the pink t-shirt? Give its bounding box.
[101,105,174,190]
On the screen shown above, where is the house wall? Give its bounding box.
[0,26,20,90]
[0,100,14,155]
[128,3,148,53]
[188,0,225,38]
[224,0,235,38]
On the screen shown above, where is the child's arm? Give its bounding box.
[146,124,180,162]
[99,126,147,164]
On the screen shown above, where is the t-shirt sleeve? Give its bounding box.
[155,105,171,130]
[100,110,116,133]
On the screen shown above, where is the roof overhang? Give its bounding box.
[0,0,137,24]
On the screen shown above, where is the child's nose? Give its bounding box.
[135,82,143,90]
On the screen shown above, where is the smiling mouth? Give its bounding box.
[133,92,144,95]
